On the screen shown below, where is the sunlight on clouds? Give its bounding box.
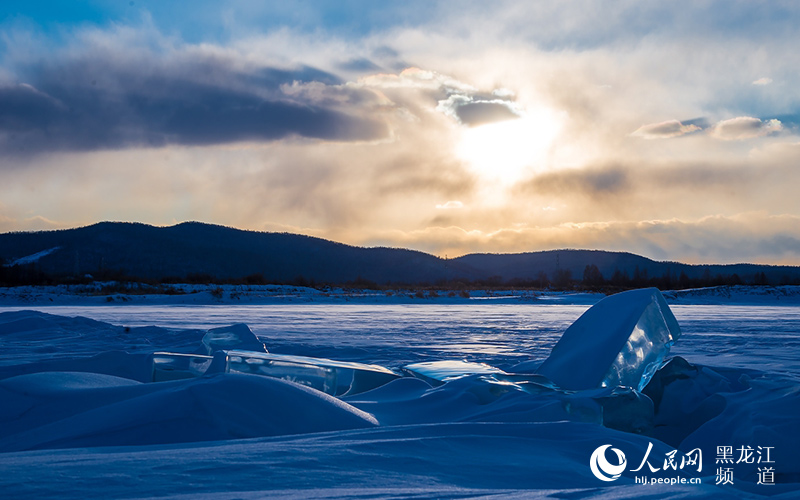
[456,110,564,185]
[368,213,800,265]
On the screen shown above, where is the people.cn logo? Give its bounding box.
[590,445,627,481]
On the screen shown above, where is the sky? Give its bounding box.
[1,1,799,265]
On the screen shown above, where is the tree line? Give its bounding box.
[1,257,796,291]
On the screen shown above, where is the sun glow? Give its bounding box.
[456,109,563,184]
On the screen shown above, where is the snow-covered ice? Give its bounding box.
[0,286,798,498]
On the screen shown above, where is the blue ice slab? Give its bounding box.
[537,288,681,391]
[224,350,400,396]
[402,360,506,386]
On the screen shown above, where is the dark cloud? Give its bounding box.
[0,50,388,155]
[0,84,66,130]
[244,65,343,87]
[522,166,630,196]
[455,101,520,127]
[337,57,383,73]
[647,161,754,190]
[436,91,523,127]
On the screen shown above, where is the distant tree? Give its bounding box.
[553,269,573,289]
[610,268,630,287]
[582,264,604,287]
[349,276,378,289]
[678,271,691,289]
[186,272,215,284]
[535,270,550,288]
[482,275,504,288]
[632,265,649,287]
[245,273,267,285]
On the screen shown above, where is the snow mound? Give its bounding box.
[0,371,377,452]
[0,310,204,367]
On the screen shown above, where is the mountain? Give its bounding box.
[452,250,798,285]
[1,221,799,287]
[0,222,468,285]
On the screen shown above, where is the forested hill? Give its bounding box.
[1,221,799,288]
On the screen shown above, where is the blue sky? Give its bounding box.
[1,1,434,42]
[1,1,799,264]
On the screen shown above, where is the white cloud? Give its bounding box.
[631,120,701,139]
[436,200,464,209]
[752,77,773,85]
[711,117,783,141]
[357,67,474,92]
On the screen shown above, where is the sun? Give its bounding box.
[455,108,562,184]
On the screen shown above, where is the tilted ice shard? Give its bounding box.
[537,287,681,392]
[224,350,400,396]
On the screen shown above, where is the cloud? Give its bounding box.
[4,4,800,267]
[358,67,474,92]
[359,67,524,127]
[752,77,773,85]
[369,213,800,265]
[435,200,464,209]
[711,116,783,140]
[436,94,523,127]
[522,166,630,197]
[0,32,390,155]
[631,119,702,139]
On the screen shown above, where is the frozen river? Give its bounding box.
[2,303,799,376]
[1,300,799,498]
